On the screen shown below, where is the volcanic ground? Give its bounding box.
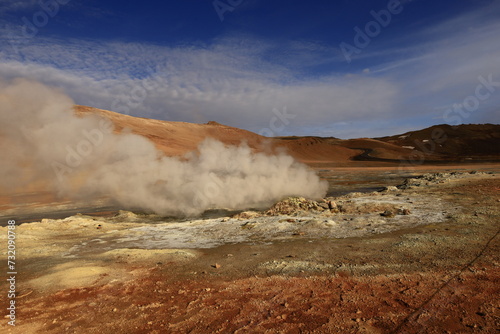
[1,169,499,333]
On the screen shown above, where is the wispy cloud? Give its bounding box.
[350,1,500,126]
[0,0,38,14]
[0,1,498,138]
[0,35,400,137]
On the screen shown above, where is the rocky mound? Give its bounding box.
[237,171,493,219]
[397,171,489,189]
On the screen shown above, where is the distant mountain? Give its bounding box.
[75,106,500,165]
[376,124,500,161]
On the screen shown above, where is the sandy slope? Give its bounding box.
[75,105,500,165]
[74,106,404,164]
[75,106,270,157]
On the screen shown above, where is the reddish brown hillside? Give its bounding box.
[377,124,500,161]
[75,106,500,164]
[273,137,359,163]
[75,105,269,156]
[75,106,362,163]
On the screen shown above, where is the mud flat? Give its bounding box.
[1,170,499,333]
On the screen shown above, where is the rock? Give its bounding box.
[381,186,399,192]
[398,208,411,215]
[241,221,258,229]
[212,263,221,269]
[115,210,139,220]
[234,211,260,219]
[318,202,330,210]
[265,197,322,215]
[380,210,395,218]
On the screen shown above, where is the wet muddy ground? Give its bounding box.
[1,166,499,333]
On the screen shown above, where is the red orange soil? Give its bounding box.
[15,264,499,334]
[1,173,499,333]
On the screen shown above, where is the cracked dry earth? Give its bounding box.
[1,171,499,333]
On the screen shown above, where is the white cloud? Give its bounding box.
[0,0,38,14]
[0,36,400,137]
[0,1,498,138]
[359,1,500,124]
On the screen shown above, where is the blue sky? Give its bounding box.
[0,0,499,138]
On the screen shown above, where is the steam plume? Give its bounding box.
[0,78,328,216]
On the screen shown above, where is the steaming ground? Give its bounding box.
[0,79,327,216]
[16,171,488,259]
[3,176,457,283]
[1,171,496,290]
[52,190,448,255]
[1,169,499,333]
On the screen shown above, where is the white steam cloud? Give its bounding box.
[0,78,328,216]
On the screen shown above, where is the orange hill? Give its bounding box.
[75,106,500,165]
